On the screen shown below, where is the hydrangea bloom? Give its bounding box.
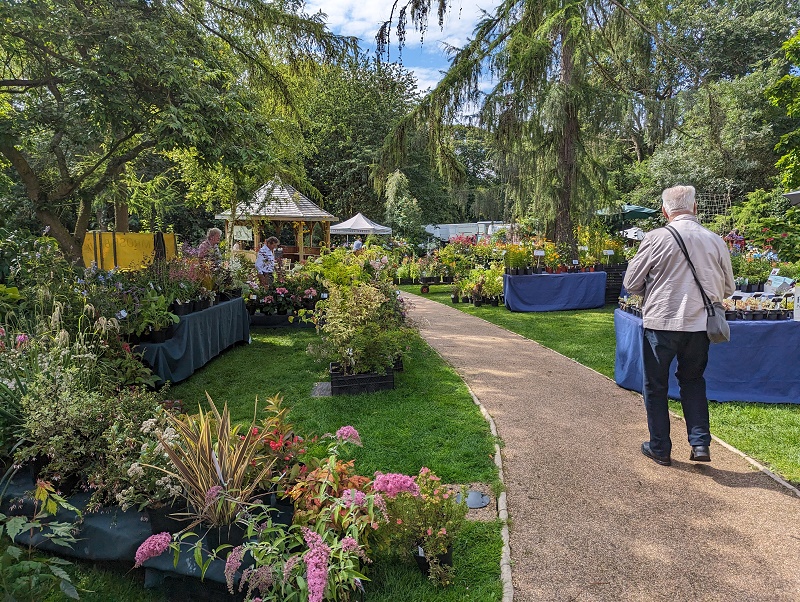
[134,532,171,567]
[372,472,419,498]
[335,425,361,446]
[303,527,331,602]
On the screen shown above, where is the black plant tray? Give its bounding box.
[330,363,395,395]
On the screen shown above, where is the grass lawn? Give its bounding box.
[401,284,800,486]
[37,326,502,601]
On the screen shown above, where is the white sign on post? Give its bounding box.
[533,250,545,257]
[602,250,614,256]
[572,260,579,265]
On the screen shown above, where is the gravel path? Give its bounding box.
[407,294,800,602]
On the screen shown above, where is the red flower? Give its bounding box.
[251,427,259,436]
[781,232,788,238]
[762,227,770,232]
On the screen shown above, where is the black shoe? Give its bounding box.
[641,442,671,466]
[690,445,711,462]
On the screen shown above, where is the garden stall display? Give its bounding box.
[136,297,250,385]
[503,271,607,312]
[614,308,800,403]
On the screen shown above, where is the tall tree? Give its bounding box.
[378,0,798,244]
[0,0,353,263]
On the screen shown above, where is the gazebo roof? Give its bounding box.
[215,179,338,222]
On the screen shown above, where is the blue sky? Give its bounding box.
[304,0,501,92]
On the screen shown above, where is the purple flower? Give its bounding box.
[339,488,367,509]
[225,546,245,593]
[283,554,301,583]
[15,334,29,348]
[303,527,331,602]
[205,485,224,507]
[239,566,274,597]
[134,532,171,567]
[335,426,362,446]
[372,472,419,498]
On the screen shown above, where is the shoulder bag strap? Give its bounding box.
[665,225,715,317]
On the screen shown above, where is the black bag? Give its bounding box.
[666,226,731,344]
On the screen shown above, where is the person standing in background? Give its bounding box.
[256,236,280,287]
[352,236,363,251]
[198,227,223,266]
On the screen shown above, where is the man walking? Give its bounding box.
[623,185,734,466]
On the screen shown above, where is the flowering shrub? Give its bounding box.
[134,532,172,568]
[376,467,467,585]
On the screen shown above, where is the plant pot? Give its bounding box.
[420,285,430,294]
[205,523,247,551]
[149,328,167,344]
[413,545,453,577]
[724,310,737,321]
[393,357,404,372]
[461,296,470,304]
[329,363,395,395]
[490,297,499,307]
[171,302,189,316]
[442,276,453,284]
[751,310,765,320]
[473,297,483,307]
[147,500,188,535]
[450,295,459,304]
[247,304,257,316]
[276,308,288,315]
[268,493,295,527]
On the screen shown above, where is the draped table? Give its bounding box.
[503,271,607,312]
[136,297,250,385]
[614,308,800,403]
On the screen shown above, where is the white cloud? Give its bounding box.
[305,0,501,50]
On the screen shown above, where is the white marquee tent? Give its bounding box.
[330,213,392,235]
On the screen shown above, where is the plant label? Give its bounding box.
[602,249,614,256]
[533,250,545,257]
[578,245,588,251]
[572,260,579,265]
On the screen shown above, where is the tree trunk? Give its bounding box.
[555,25,578,253]
[115,200,130,233]
[36,208,83,265]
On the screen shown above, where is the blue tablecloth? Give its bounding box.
[504,272,607,312]
[614,308,800,403]
[137,298,250,385]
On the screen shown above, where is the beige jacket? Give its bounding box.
[623,215,735,332]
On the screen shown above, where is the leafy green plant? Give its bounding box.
[0,480,82,600]
[135,290,179,336]
[311,281,416,375]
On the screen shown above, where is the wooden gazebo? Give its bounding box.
[215,179,338,263]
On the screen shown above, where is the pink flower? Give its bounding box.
[0,327,5,337]
[339,488,367,508]
[239,566,274,596]
[302,528,331,602]
[372,472,419,498]
[134,532,171,567]
[225,546,245,594]
[275,287,289,295]
[341,536,359,552]
[15,334,28,348]
[205,485,224,507]
[335,426,362,446]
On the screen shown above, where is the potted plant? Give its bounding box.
[136,290,179,343]
[309,281,416,394]
[151,396,276,547]
[375,467,467,586]
[481,265,504,305]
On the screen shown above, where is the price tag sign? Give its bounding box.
[320,293,328,299]
[533,250,545,257]
[250,294,257,300]
[578,246,588,252]
[602,249,614,256]
[572,260,579,265]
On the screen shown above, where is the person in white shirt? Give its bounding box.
[624,185,734,467]
[256,236,280,287]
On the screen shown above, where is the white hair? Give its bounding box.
[207,227,223,239]
[661,185,696,215]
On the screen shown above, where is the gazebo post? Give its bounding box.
[254,220,261,251]
[298,220,305,261]
[324,222,330,249]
